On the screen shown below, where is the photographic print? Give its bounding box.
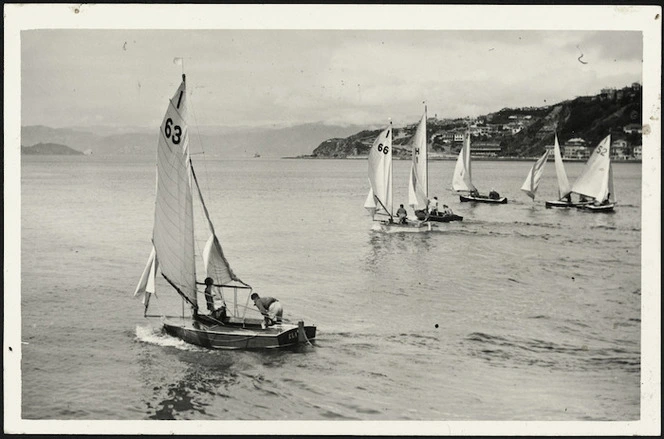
[4,3,660,436]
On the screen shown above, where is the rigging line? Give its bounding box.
[187,88,212,197]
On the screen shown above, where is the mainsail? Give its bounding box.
[366,125,393,216]
[135,75,248,313]
[520,149,550,200]
[408,109,428,210]
[151,77,197,307]
[452,133,476,192]
[571,134,613,202]
[552,133,571,199]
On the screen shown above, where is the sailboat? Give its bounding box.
[571,134,616,212]
[134,74,316,349]
[453,133,507,204]
[520,149,550,200]
[409,107,463,222]
[364,122,433,232]
[544,133,591,208]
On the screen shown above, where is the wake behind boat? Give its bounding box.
[452,133,507,204]
[133,74,315,350]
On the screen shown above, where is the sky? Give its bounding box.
[20,21,643,130]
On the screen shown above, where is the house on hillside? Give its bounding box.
[611,139,629,159]
[623,123,642,134]
[563,138,589,160]
[633,145,642,159]
[600,88,616,101]
[471,142,502,157]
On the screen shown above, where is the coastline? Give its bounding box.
[283,155,643,163]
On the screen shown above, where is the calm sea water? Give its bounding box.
[17,155,643,426]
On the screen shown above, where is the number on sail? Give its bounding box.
[164,117,183,145]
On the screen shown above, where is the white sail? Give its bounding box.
[552,133,572,199]
[607,163,616,203]
[408,110,428,210]
[367,126,393,216]
[452,133,476,192]
[571,134,612,201]
[364,185,377,217]
[134,246,159,307]
[520,150,550,200]
[151,77,197,307]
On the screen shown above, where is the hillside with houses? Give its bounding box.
[310,83,643,161]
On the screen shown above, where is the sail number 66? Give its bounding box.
[164,118,182,145]
[377,143,389,155]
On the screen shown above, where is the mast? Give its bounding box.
[389,120,393,216]
[425,103,428,198]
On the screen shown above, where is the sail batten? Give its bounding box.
[520,150,549,200]
[408,111,428,210]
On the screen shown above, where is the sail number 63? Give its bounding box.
[164,118,182,145]
[377,143,389,154]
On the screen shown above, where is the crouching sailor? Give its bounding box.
[251,292,283,328]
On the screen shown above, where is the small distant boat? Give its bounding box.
[544,133,591,208]
[134,74,315,349]
[364,121,434,232]
[452,134,507,204]
[409,105,462,223]
[520,149,550,201]
[571,134,616,213]
[253,153,261,158]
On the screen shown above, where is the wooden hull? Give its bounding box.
[414,210,463,222]
[577,203,616,213]
[459,194,507,204]
[163,317,316,350]
[544,200,592,208]
[376,220,434,233]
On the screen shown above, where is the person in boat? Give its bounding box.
[562,193,572,203]
[251,292,283,328]
[579,194,589,203]
[441,204,453,216]
[489,189,500,200]
[599,193,611,206]
[203,277,228,322]
[396,204,408,224]
[469,188,480,198]
[428,197,439,215]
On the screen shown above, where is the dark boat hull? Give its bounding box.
[163,317,316,350]
[459,194,507,204]
[544,200,592,208]
[414,210,463,222]
[577,203,616,213]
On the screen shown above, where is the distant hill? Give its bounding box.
[21,142,83,155]
[20,123,365,158]
[311,84,643,158]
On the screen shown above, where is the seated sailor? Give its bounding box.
[203,277,228,322]
[396,204,408,224]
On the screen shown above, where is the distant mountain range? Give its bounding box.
[21,142,84,155]
[20,123,366,158]
[311,83,643,158]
